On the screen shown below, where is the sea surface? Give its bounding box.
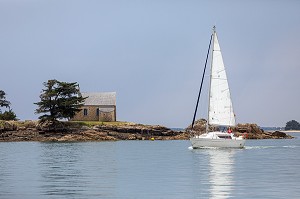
[0,133,299,199]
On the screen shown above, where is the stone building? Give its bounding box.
[72,92,116,122]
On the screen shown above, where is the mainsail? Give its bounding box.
[208,29,235,126]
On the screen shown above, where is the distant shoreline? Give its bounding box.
[281,130,300,133]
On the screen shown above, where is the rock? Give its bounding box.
[36,120,67,132]
[235,123,263,134]
[186,119,206,132]
[92,126,100,130]
[0,120,18,132]
[23,120,38,129]
[186,119,219,133]
[18,126,26,130]
[80,126,91,130]
[271,131,292,138]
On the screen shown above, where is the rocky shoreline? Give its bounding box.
[0,120,189,142]
[0,120,293,142]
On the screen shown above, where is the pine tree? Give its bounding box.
[0,90,17,120]
[35,79,87,121]
[0,90,11,111]
[285,120,300,130]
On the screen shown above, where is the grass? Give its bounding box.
[0,120,138,129]
[0,120,37,128]
[68,121,135,127]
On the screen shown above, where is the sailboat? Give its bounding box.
[189,26,245,148]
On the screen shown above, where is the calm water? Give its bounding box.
[0,133,299,199]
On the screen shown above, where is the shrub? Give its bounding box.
[0,110,17,121]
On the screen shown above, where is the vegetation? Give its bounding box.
[285,120,300,130]
[0,90,10,109]
[0,110,17,120]
[8,120,37,128]
[0,89,17,120]
[34,79,87,122]
[68,121,134,127]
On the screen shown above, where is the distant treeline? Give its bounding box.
[285,120,300,130]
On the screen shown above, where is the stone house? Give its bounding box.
[72,92,116,122]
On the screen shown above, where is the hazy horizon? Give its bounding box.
[1,0,299,128]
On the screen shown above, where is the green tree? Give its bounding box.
[0,110,17,120]
[35,79,87,121]
[0,90,10,110]
[0,90,17,120]
[285,120,300,130]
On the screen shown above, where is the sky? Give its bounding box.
[0,0,299,128]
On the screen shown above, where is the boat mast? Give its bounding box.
[206,26,216,133]
[190,30,213,131]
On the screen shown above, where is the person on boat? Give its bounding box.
[227,127,232,134]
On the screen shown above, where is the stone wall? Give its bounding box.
[99,111,114,122]
[72,105,116,122]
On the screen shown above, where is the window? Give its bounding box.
[218,135,232,139]
[96,108,99,116]
[84,109,88,116]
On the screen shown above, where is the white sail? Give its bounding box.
[208,29,235,126]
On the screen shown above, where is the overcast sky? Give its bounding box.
[0,0,299,128]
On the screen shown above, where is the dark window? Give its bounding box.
[96,108,99,116]
[218,135,232,139]
[84,109,88,116]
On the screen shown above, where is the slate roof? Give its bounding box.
[82,92,116,106]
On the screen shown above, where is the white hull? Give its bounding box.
[190,132,245,149]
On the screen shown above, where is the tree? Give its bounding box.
[0,90,17,120]
[285,120,300,130]
[0,110,17,120]
[35,79,87,121]
[0,90,11,111]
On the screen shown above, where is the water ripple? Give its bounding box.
[0,138,299,198]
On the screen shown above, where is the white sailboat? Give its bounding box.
[190,26,245,148]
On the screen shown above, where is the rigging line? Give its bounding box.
[191,33,213,130]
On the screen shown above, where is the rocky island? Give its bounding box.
[0,120,189,142]
[0,119,293,142]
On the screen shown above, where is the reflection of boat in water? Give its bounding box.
[193,148,238,199]
[189,26,245,148]
[208,149,234,199]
